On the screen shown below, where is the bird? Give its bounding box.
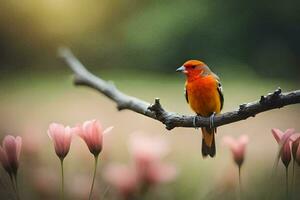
[176,60,224,157]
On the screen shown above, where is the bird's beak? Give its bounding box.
[176,66,186,72]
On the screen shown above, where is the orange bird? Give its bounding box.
[176,60,224,157]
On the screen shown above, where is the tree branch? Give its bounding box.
[58,47,300,130]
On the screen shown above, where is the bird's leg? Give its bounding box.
[193,115,199,130]
[209,112,216,130]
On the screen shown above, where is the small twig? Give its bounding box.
[58,47,300,130]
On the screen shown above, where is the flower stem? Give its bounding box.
[285,167,289,200]
[60,159,65,200]
[267,149,281,200]
[9,174,16,194]
[292,160,295,199]
[13,174,20,200]
[89,155,99,200]
[238,165,242,200]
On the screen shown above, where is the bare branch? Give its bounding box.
[58,47,300,130]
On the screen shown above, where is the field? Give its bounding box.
[0,68,299,200]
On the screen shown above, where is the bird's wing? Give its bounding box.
[185,88,189,103]
[211,72,224,110]
[184,81,189,103]
[212,72,220,81]
[216,80,224,110]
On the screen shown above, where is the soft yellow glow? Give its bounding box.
[1,0,108,40]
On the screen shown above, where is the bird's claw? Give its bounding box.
[193,115,199,130]
[209,112,216,129]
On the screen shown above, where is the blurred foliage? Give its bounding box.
[0,0,299,79]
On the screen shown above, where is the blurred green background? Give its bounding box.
[0,0,300,78]
[0,0,300,200]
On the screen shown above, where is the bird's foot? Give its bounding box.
[209,112,216,130]
[193,115,199,130]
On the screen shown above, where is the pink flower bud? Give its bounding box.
[48,123,73,160]
[129,135,169,169]
[223,135,249,167]
[142,162,177,185]
[290,133,300,166]
[129,135,177,186]
[296,143,300,166]
[76,119,113,157]
[0,147,10,173]
[0,135,22,175]
[271,128,295,168]
[104,164,138,199]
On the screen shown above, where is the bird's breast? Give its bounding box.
[186,76,221,116]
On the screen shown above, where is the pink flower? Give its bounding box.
[223,135,249,167]
[0,135,22,175]
[76,119,113,157]
[48,123,73,160]
[142,162,177,185]
[104,135,177,199]
[104,164,138,199]
[129,135,177,186]
[290,133,300,166]
[129,135,169,169]
[272,128,295,167]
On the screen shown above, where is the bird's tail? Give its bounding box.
[201,127,216,157]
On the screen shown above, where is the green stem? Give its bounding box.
[286,167,289,200]
[268,148,281,199]
[101,185,111,200]
[89,155,99,200]
[238,165,242,200]
[9,174,16,193]
[292,160,295,199]
[13,174,20,200]
[60,159,64,200]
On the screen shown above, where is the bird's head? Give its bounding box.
[176,60,209,77]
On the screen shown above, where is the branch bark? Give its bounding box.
[58,47,300,130]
